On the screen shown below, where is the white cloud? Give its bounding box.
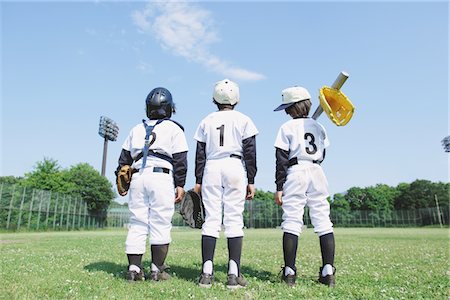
[132,1,265,81]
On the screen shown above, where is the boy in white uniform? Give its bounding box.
[273,86,336,287]
[193,79,258,289]
[116,87,188,282]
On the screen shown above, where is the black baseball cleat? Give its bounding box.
[150,265,171,281]
[318,266,336,287]
[126,270,145,282]
[198,273,213,288]
[226,274,247,289]
[280,267,296,287]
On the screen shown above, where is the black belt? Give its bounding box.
[289,157,320,167]
[230,154,242,159]
[153,167,171,174]
[131,167,170,174]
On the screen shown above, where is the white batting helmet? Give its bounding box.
[213,79,240,105]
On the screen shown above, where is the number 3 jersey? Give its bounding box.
[274,118,330,162]
[194,110,259,160]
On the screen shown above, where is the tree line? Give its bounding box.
[1,158,448,227]
[0,158,114,222]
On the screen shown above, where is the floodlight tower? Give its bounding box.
[98,116,119,176]
[441,136,450,152]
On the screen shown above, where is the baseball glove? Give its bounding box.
[116,165,133,196]
[180,189,205,229]
[319,86,355,126]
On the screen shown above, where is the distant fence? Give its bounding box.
[107,199,449,229]
[2,183,446,231]
[0,184,103,231]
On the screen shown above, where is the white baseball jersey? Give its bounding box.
[122,119,188,170]
[194,111,258,159]
[274,118,329,162]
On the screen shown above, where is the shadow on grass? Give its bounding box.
[84,261,127,278]
[84,261,279,284]
[168,263,274,283]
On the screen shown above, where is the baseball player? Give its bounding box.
[115,87,188,282]
[273,86,336,287]
[193,79,258,289]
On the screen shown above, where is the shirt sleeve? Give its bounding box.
[243,136,257,184]
[318,123,330,148]
[243,117,259,140]
[195,141,207,184]
[172,151,188,187]
[274,125,290,151]
[275,147,290,191]
[172,125,189,155]
[193,120,206,143]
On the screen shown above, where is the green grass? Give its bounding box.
[0,228,448,299]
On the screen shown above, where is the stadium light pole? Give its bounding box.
[441,136,450,152]
[98,116,119,176]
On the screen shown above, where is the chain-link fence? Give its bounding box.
[0,183,103,231]
[107,199,449,229]
[2,183,446,231]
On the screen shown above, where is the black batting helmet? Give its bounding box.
[145,87,175,119]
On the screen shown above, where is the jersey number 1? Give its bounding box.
[216,124,224,146]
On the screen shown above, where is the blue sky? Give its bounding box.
[1,1,448,203]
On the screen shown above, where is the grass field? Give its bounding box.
[0,228,448,299]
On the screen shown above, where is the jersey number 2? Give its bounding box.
[304,133,317,154]
[216,125,224,146]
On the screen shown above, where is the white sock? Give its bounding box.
[151,263,159,272]
[284,266,295,276]
[203,260,213,275]
[129,264,141,273]
[228,259,238,276]
[322,264,333,277]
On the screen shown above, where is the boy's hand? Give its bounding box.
[194,183,202,196]
[274,191,283,206]
[246,184,255,200]
[174,186,185,203]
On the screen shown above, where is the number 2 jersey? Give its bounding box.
[117,119,189,188]
[274,117,329,191]
[194,110,259,184]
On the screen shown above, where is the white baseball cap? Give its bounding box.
[274,86,311,111]
[213,79,240,105]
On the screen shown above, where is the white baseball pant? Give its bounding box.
[125,167,175,254]
[201,157,246,238]
[281,162,333,237]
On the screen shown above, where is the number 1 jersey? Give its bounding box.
[194,110,259,160]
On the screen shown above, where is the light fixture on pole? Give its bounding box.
[441,136,450,153]
[98,116,119,176]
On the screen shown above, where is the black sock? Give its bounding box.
[227,236,243,274]
[283,232,298,272]
[319,232,335,266]
[201,235,217,263]
[151,244,169,267]
[127,254,143,268]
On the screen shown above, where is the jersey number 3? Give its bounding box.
[216,124,225,146]
[304,133,317,154]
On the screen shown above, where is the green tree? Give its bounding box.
[394,179,449,209]
[331,193,351,215]
[62,163,114,221]
[23,158,74,192]
[0,176,24,185]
